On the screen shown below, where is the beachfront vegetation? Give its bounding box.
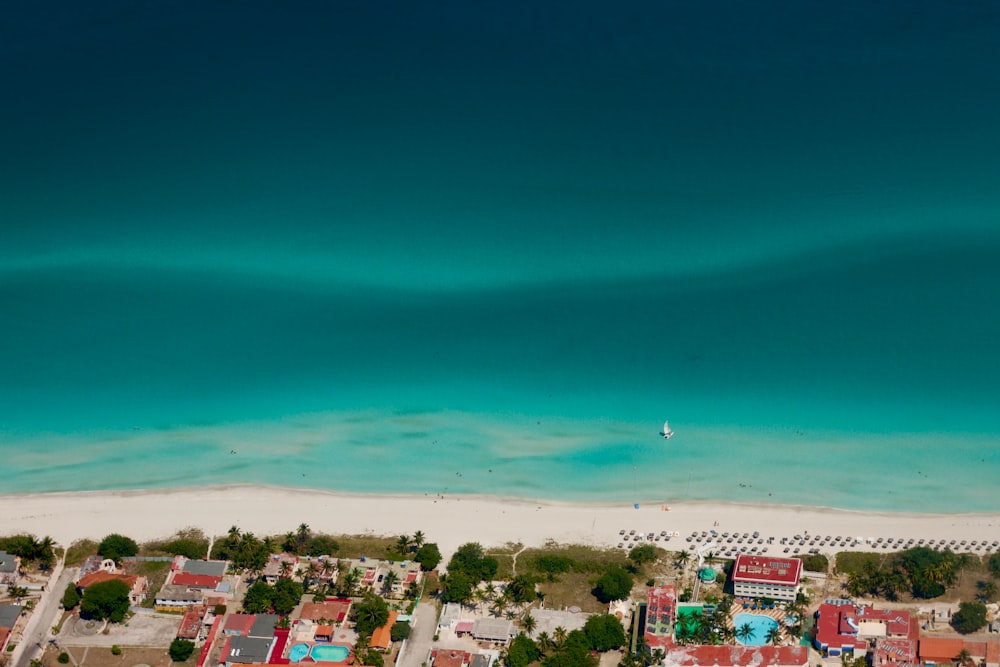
[97,534,139,564]
[80,579,131,623]
[837,547,975,600]
[593,564,633,602]
[415,543,443,571]
[627,544,658,567]
[582,613,626,650]
[0,534,57,570]
[439,542,499,604]
[951,601,988,634]
[503,629,598,667]
[793,553,829,572]
[503,634,541,667]
[142,528,209,559]
[988,553,1000,578]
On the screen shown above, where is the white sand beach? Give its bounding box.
[1,485,998,560]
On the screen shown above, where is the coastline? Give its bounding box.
[3,484,998,560]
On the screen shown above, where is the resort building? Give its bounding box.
[263,554,299,585]
[813,603,916,659]
[661,645,809,667]
[730,555,802,602]
[156,584,205,612]
[299,598,352,625]
[644,585,678,650]
[471,618,515,644]
[341,557,424,597]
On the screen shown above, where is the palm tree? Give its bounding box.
[412,531,425,550]
[282,532,297,553]
[553,626,568,648]
[278,560,293,579]
[382,570,399,596]
[675,551,691,570]
[297,523,311,543]
[976,580,997,603]
[736,622,755,644]
[955,649,974,667]
[765,626,782,646]
[305,562,321,589]
[522,613,536,635]
[537,631,552,651]
[396,535,411,554]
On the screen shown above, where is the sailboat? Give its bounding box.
[662,420,674,439]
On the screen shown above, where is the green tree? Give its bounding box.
[447,543,498,583]
[594,565,634,603]
[61,583,81,610]
[169,639,196,662]
[987,553,1000,578]
[415,543,442,571]
[97,534,139,563]
[440,571,474,604]
[412,531,426,550]
[506,574,539,604]
[736,622,755,643]
[628,544,658,566]
[57,653,70,664]
[80,579,131,623]
[353,594,390,637]
[765,626,782,646]
[976,580,998,603]
[243,581,274,613]
[390,621,411,642]
[582,614,626,651]
[381,570,399,596]
[543,630,597,667]
[522,613,537,635]
[675,550,690,569]
[951,601,988,634]
[954,649,973,667]
[272,578,304,615]
[505,634,542,667]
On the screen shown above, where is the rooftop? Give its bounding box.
[663,645,809,667]
[731,555,802,586]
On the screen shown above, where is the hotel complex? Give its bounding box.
[730,555,802,602]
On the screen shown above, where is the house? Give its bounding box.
[176,557,228,578]
[341,557,423,596]
[645,585,678,650]
[430,649,471,667]
[0,605,23,653]
[0,552,19,585]
[156,584,205,612]
[661,645,809,667]
[919,637,1000,667]
[177,607,206,640]
[77,570,149,605]
[263,554,299,585]
[249,614,278,639]
[299,599,352,625]
[437,603,464,632]
[315,625,334,642]
[371,611,399,651]
[730,555,802,602]
[472,618,515,644]
[225,614,257,637]
[221,635,276,666]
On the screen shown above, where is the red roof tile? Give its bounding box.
[172,572,221,589]
[664,645,808,667]
[732,555,802,586]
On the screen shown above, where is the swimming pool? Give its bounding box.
[733,613,779,647]
[288,644,351,663]
[310,645,351,663]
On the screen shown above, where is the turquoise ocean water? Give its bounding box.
[1,1,998,512]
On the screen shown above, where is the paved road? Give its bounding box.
[14,563,78,667]
[398,599,439,667]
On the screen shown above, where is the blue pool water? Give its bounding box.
[310,645,350,663]
[733,613,779,647]
[288,644,309,662]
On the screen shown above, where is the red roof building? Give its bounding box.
[731,556,802,602]
[919,638,1000,667]
[77,571,149,605]
[299,599,352,624]
[430,650,470,667]
[663,645,809,667]
[171,572,222,589]
[645,585,678,650]
[177,607,205,640]
[224,614,257,637]
[814,603,917,659]
[371,610,398,651]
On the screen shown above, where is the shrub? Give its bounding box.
[593,565,633,602]
[97,534,139,563]
[62,583,81,610]
[111,646,122,656]
[57,653,70,664]
[951,601,988,634]
[169,639,196,662]
[390,621,411,642]
[80,579,131,623]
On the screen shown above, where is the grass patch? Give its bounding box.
[142,528,210,560]
[64,539,99,567]
[132,560,171,609]
[43,646,176,667]
[833,552,883,575]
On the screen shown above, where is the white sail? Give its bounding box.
[662,420,674,439]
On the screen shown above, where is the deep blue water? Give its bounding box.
[1,1,998,510]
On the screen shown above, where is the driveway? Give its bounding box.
[398,600,440,667]
[14,563,76,667]
[55,612,180,647]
